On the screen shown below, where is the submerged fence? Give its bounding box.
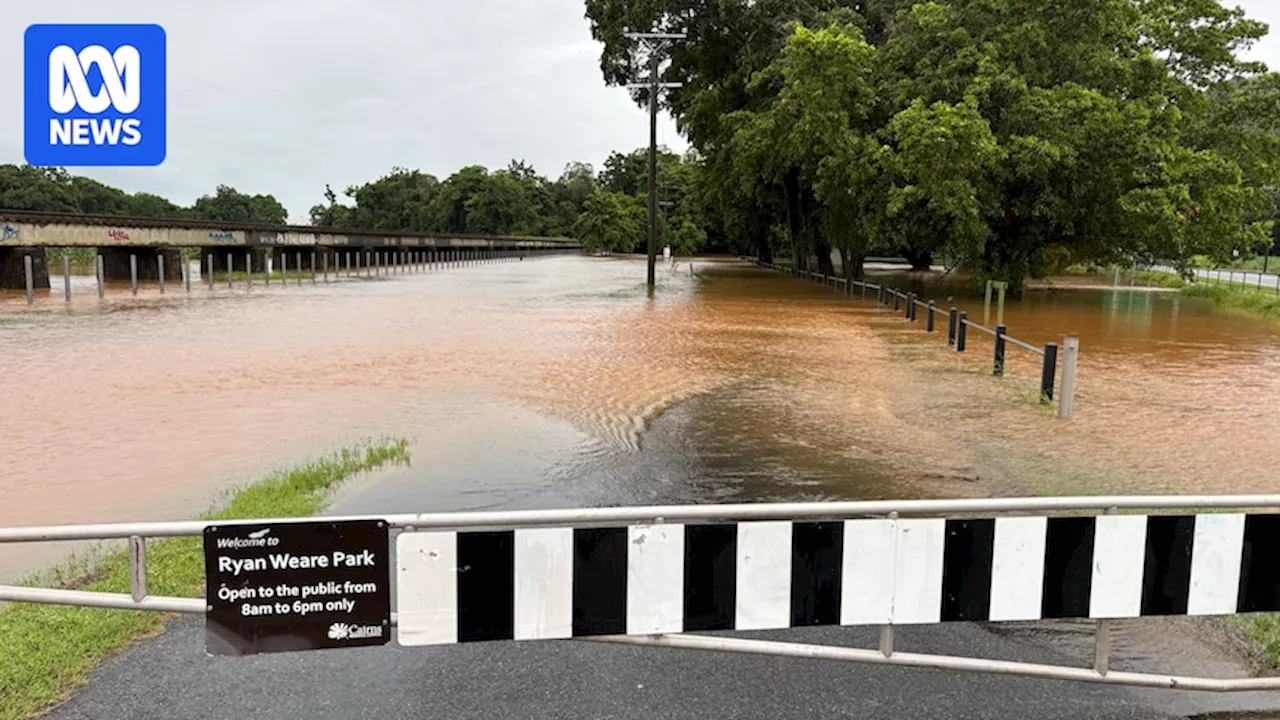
[751,260,1079,418]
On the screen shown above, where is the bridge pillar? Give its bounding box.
[203,247,269,277]
[98,247,189,281]
[0,247,50,290]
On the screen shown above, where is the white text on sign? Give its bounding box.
[217,550,378,577]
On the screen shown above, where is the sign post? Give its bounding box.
[203,520,390,656]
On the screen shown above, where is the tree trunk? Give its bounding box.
[757,234,773,264]
[783,173,803,272]
[903,246,934,271]
[814,238,835,276]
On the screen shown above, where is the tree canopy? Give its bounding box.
[585,0,1280,287]
[0,165,285,224]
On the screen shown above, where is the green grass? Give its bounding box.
[204,269,324,283]
[1226,614,1280,673]
[1132,270,1186,289]
[1181,280,1280,320]
[0,437,410,720]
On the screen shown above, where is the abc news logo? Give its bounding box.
[48,44,143,146]
[24,24,166,167]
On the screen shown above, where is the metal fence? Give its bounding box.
[6,495,1280,691]
[1149,263,1280,292]
[752,261,1079,417]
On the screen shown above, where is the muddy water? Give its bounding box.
[864,267,1280,497]
[2,258,1279,583]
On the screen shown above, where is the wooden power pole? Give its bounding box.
[624,31,686,291]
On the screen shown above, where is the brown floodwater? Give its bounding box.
[2,257,1279,581]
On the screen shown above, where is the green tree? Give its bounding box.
[191,185,288,224]
[572,190,644,253]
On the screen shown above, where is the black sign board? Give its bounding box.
[203,520,390,656]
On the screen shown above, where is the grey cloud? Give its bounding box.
[0,0,686,222]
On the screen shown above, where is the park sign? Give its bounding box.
[203,520,391,656]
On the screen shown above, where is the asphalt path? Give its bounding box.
[40,480,1280,720]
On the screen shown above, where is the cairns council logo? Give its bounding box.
[24,24,167,167]
[327,622,383,641]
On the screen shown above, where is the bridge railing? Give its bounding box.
[5,495,1280,691]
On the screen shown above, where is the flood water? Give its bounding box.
[2,256,1280,581]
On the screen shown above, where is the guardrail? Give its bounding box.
[6,496,1280,691]
[1149,263,1280,292]
[750,261,1079,417]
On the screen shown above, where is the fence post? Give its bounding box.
[97,254,105,298]
[183,254,190,293]
[157,254,165,294]
[296,252,303,286]
[927,300,936,332]
[957,312,968,352]
[1041,342,1059,403]
[861,282,867,299]
[323,252,329,282]
[130,254,138,296]
[1058,336,1079,418]
[227,254,233,289]
[948,307,957,345]
[246,252,252,289]
[129,535,147,602]
[993,324,1007,376]
[64,255,72,301]
[207,254,214,288]
[893,290,900,312]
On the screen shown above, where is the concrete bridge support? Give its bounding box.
[100,247,187,281]
[201,247,269,278]
[0,247,50,290]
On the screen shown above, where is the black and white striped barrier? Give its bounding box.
[396,513,1275,646]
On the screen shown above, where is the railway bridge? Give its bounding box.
[0,210,581,289]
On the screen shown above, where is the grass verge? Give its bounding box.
[0,437,410,720]
[1180,281,1280,321]
[1225,614,1280,673]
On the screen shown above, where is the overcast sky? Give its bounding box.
[2,1,1277,223]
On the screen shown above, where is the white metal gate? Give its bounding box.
[4,495,1280,692]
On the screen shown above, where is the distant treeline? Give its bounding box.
[0,149,719,255]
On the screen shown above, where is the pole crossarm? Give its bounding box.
[623,32,688,41]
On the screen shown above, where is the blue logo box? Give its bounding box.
[24,24,166,167]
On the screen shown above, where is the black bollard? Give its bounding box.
[993,324,1007,376]
[948,307,957,345]
[927,301,936,332]
[957,312,968,352]
[1041,342,1059,403]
